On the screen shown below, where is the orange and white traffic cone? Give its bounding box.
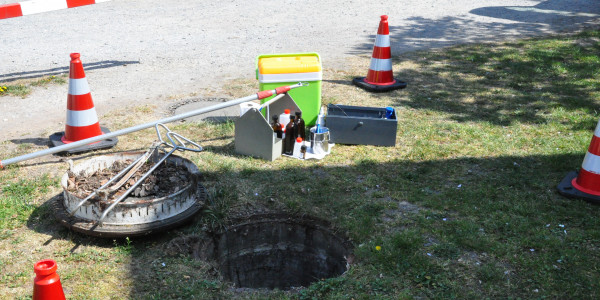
[32,259,66,300]
[353,15,407,92]
[558,119,600,204]
[49,53,117,154]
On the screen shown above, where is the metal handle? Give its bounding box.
[97,124,202,225]
[1,82,306,168]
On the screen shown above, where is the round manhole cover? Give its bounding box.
[53,151,206,237]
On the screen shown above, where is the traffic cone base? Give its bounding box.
[557,119,600,205]
[49,53,117,153]
[557,171,600,205]
[50,126,118,155]
[352,77,407,92]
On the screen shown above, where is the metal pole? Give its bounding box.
[0,82,305,167]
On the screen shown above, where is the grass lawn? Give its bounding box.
[0,75,67,98]
[1,29,599,299]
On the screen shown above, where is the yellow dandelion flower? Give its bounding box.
[375,245,381,251]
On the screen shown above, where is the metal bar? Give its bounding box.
[97,124,202,224]
[259,93,286,111]
[103,149,153,193]
[0,82,305,167]
[67,152,148,216]
[97,125,203,224]
[260,93,286,123]
[98,147,177,224]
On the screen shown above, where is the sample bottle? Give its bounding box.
[279,109,291,132]
[295,111,306,140]
[272,115,283,139]
[284,115,297,155]
[315,106,326,133]
[300,145,307,159]
[293,137,303,158]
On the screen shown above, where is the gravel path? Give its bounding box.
[0,0,598,141]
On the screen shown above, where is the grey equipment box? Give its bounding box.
[234,93,301,161]
[325,104,397,146]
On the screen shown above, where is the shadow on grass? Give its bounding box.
[24,151,600,298]
[8,138,50,147]
[348,29,600,128]
[26,194,117,253]
[131,152,600,298]
[322,79,355,87]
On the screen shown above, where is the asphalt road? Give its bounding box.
[1,0,599,141]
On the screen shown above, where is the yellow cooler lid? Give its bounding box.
[258,56,321,74]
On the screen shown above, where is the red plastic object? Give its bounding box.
[61,53,104,143]
[365,15,395,86]
[33,260,66,300]
[558,119,600,205]
[0,1,107,20]
[275,86,291,94]
[571,131,600,196]
[256,90,274,100]
[49,53,118,154]
[0,3,23,20]
[352,15,407,92]
[296,137,302,143]
[66,0,96,8]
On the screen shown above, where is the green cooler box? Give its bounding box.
[257,53,322,125]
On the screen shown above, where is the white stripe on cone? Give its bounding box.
[374,34,391,47]
[369,58,393,71]
[68,78,91,96]
[593,120,600,137]
[582,151,600,174]
[20,0,67,15]
[66,108,99,127]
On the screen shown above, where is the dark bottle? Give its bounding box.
[284,115,297,155]
[272,115,283,139]
[295,111,306,140]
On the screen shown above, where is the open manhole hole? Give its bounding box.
[53,151,206,237]
[209,213,352,290]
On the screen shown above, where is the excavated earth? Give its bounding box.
[66,160,193,202]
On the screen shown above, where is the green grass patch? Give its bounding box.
[0,84,30,98]
[0,75,67,98]
[0,174,56,230]
[2,30,600,299]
